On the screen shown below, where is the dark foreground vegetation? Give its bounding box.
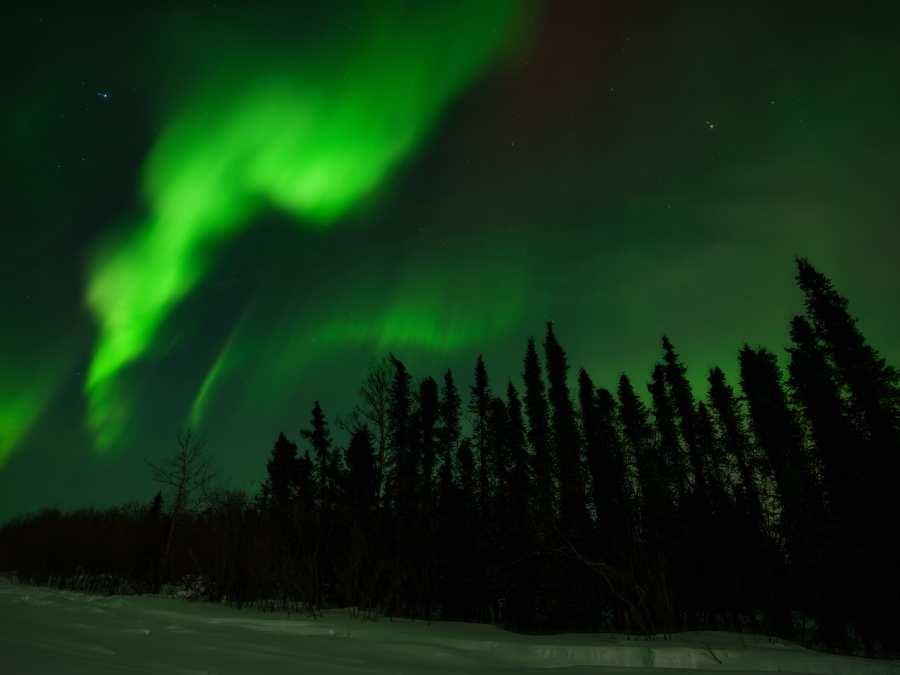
[2,258,898,658]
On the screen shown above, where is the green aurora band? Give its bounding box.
[187,257,530,428]
[84,1,527,451]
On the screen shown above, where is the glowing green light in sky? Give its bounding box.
[188,259,529,426]
[0,388,48,469]
[85,1,525,450]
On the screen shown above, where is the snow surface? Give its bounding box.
[2,581,898,674]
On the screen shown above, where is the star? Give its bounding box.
[705,120,717,131]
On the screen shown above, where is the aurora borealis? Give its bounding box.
[2,1,899,520]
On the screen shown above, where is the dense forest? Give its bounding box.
[2,258,898,658]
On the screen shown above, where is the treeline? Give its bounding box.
[1,258,898,658]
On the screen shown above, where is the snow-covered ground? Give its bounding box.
[1,581,897,675]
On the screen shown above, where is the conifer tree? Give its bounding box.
[265,432,300,510]
[617,373,676,631]
[794,258,900,652]
[523,338,554,540]
[418,377,440,507]
[486,396,509,525]
[579,370,629,553]
[346,426,377,517]
[543,322,588,531]
[505,382,532,533]
[593,387,633,557]
[504,380,536,630]
[662,337,708,503]
[707,367,764,531]
[795,258,900,450]
[470,355,492,521]
[648,364,685,505]
[386,354,414,514]
[438,370,462,496]
[357,357,391,504]
[739,345,840,645]
[301,401,333,511]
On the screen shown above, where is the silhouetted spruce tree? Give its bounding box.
[694,400,735,627]
[343,425,377,608]
[739,345,839,646]
[438,370,462,497]
[386,355,413,513]
[487,397,509,522]
[787,315,862,647]
[617,374,676,634]
[301,402,339,608]
[662,337,709,503]
[794,258,900,654]
[707,367,765,534]
[506,382,533,535]
[544,323,593,629]
[470,355,492,522]
[417,376,440,617]
[649,356,699,629]
[301,401,333,511]
[418,377,440,508]
[485,395,509,622]
[346,426,377,520]
[357,357,391,505]
[787,315,858,526]
[262,432,305,607]
[384,354,419,614]
[579,371,629,561]
[503,380,538,630]
[593,387,635,565]
[543,323,588,532]
[435,371,464,619]
[795,258,900,450]
[579,370,634,628]
[523,337,554,542]
[707,366,788,635]
[265,432,300,511]
[648,364,686,506]
[455,437,479,619]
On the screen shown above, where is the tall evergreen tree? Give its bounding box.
[506,382,532,532]
[523,338,554,539]
[787,316,860,529]
[617,373,676,632]
[470,355,492,521]
[438,369,462,496]
[707,367,764,531]
[593,387,633,557]
[795,258,900,449]
[418,377,440,507]
[662,337,708,503]
[648,364,685,506]
[345,426,377,517]
[579,370,629,554]
[386,354,414,513]
[486,396,509,523]
[265,432,299,510]
[739,345,840,646]
[504,381,536,630]
[357,357,391,504]
[344,426,377,607]
[543,322,588,531]
[301,401,333,510]
[794,258,900,652]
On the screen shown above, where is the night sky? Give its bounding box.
[3,1,899,521]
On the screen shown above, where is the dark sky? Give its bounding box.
[2,1,899,521]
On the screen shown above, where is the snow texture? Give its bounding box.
[2,581,898,674]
